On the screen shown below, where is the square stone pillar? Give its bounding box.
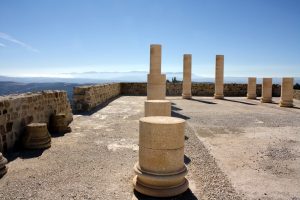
[147,44,166,100]
[182,54,192,99]
[214,55,224,99]
[261,78,272,103]
[280,77,294,107]
[247,77,257,99]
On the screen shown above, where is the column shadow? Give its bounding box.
[171,111,190,120]
[133,189,198,200]
[223,98,257,105]
[5,148,45,162]
[188,98,217,105]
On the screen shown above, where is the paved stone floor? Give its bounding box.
[0,96,299,200]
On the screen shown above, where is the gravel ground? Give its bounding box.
[0,96,298,199]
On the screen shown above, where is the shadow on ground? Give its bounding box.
[133,189,198,200]
[223,98,257,105]
[75,95,121,116]
[6,148,45,162]
[171,111,190,120]
[188,98,217,105]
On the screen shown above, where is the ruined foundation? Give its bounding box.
[144,100,171,117]
[261,78,273,103]
[280,77,294,107]
[247,77,257,99]
[133,116,189,197]
[182,54,192,99]
[147,45,166,100]
[23,123,51,149]
[214,55,224,99]
[0,152,8,178]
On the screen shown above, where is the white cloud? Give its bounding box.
[0,42,5,47]
[0,32,39,52]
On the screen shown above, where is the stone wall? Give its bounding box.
[0,91,72,153]
[294,90,300,100]
[120,82,281,97]
[73,83,121,113]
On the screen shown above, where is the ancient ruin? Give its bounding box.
[247,77,257,99]
[280,77,294,107]
[261,78,273,103]
[214,55,224,99]
[23,123,51,149]
[50,113,72,134]
[133,116,188,197]
[0,153,7,178]
[147,45,166,100]
[182,54,192,99]
[144,100,171,117]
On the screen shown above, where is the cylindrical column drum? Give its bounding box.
[144,100,171,117]
[280,77,294,107]
[150,45,162,75]
[133,116,189,197]
[261,78,272,103]
[247,77,257,99]
[214,55,224,99]
[50,113,71,133]
[0,152,8,178]
[182,54,192,99]
[23,123,51,149]
[147,74,166,100]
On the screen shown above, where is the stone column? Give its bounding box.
[247,77,257,99]
[182,54,192,99]
[23,123,51,149]
[214,55,224,99]
[0,152,8,178]
[261,78,272,103]
[145,100,171,117]
[280,77,294,107]
[133,116,189,197]
[147,45,166,100]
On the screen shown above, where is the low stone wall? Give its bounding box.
[294,90,300,100]
[0,91,72,153]
[73,83,121,113]
[120,82,281,97]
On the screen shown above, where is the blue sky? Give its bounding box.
[0,0,300,77]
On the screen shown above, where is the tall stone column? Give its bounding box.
[247,77,257,99]
[147,45,166,100]
[182,54,192,99]
[133,116,189,197]
[280,77,294,107]
[214,55,224,99]
[261,78,272,103]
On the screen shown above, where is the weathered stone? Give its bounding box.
[247,77,257,99]
[0,152,8,178]
[280,77,294,107]
[23,123,51,149]
[182,54,192,99]
[50,113,71,134]
[147,44,166,100]
[144,100,171,117]
[214,55,224,99]
[261,78,272,103]
[133,116,188,197]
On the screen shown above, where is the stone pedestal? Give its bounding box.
[261,78,272,103]
[0,152,8,178]
[214,55,224,99]
[147,45,166,100]
[182,54,192,99]
[23,123,51,149]
[247,77,257,99]
[280,77,294,107]
[133,116,188,197]
[144,100,171,117]
[50,113,71,134]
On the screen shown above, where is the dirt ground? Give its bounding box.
[0,96,299,200]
